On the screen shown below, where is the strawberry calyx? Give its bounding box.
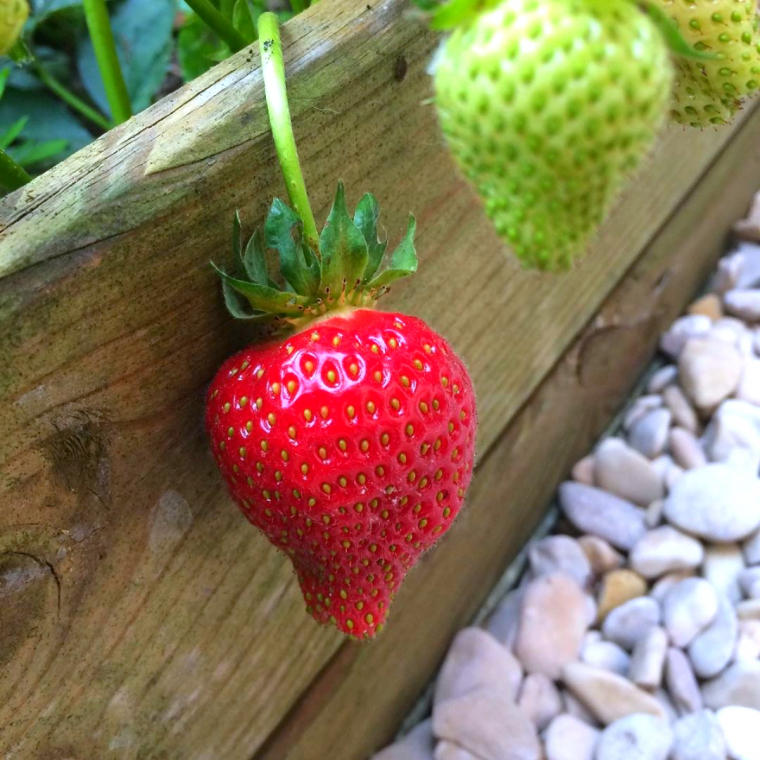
[214,12,418,333]
[213,183,417,330]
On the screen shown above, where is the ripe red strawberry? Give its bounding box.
[206,184,477,639]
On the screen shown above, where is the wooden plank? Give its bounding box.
[0,0,757,755]
[257,99,760,760]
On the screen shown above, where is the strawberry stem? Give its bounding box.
[257,12,320,254]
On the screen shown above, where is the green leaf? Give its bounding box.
[31,0,84,17]
[77,0,175,115]
[10,138,69,168]
[640,2,718,61]
[177,12,230,82]
[211,263,309,315]
[429,0,482,31]
[232,0,256,43]
[265,198,320,296]
[319,182,369,295]
[0,116,28,149]
[242,230,271,285]
[365,215,418,290]
[0,69,10,99]
[0,88,91,161]
[354,193,387,284]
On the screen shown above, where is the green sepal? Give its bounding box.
[211,262,309,315]
[265,198,320,296]
[232,210,244,271]
[242,229,274,286]
[319,181,369,295]
[221,277,274,321]
[7,39,33,65]
[640,2,718,61]
[233,0,257,43]
[365,215,417,290]
[354,193,388,284]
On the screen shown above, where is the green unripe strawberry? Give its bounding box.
[0,0,27,55]
[649,0,760,127]
[432,0,674,270]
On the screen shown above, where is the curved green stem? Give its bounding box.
[0,148,31,192]
[257,12,319,252]
[35,64,112,131]
[185,0,247,52]
[82,0,132,124]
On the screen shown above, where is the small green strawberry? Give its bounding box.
[649,0,760,127]
[0,0,28,55]
[431,0,674,270]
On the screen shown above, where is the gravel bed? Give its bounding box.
[373,211,760,760]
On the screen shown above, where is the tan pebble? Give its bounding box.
[597,569,648,622]
[688,294,723,321]
[579,536,623,576]
[572,455,596,486]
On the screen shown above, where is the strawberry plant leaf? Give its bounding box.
[0,116,28,149]
[178,12,230,81]
[319,181,369,295]
[232,0,257,43]
[11,138,69,167]
[354,192,387,285]
[265,198,320,296]
[429,0,483,31]
[640,2,718,61]
[77,0,174,116]
[0,69,10,99]
[211,263,309,314]
[365,215,417,290]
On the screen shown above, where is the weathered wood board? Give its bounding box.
[1,0,759,757]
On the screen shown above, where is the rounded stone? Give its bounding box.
[593,438,664,507]
[663,578,719,648]
[716,706,760,760]
[671,710,727,760]
[663,464,760,543]
[678,337,743,410]
[595,714,673,760]
[578,536,623,576]
[544,714,599,760]
[596,569,648,622]
[666,647,703,715]
[628,626,668,690]
[559,483,647,551]
[516,673,562,731]
[629,526,704,580]
[702,661,760,711]
[669,427,707,470]
[628,408,672,459]
[528,536,591,590]
[434,627,523,707]
[602,596,661,651]
[688,593,739,679]
[515,573,588,680]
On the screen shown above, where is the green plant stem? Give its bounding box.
[35,65,112,131]
[185,0,247,52]
[257,12,319,252]
[0,148,31,191]
[82,0,132,124]
[290,0,307,12]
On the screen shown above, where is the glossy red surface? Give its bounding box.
[206,309,476,638]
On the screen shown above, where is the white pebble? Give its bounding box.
[716,706,760,760]
[528,536,591,590]
[628,409,672,459]
[660,315,712,359]
[628,626,668,690]
[689,594,739,680]
[629,526,704,580]
[739,568,760,599]
[663,464,760,543]
[544,714,599,760]
[678,338,743,410]
[743,529,760,566]
[581,639,630,677]
[733,621,760,662]
[648,365,678,394]
[602,597,661,651]
[703,544,746,606]
[663,578,719,648]
[663,385,700,433]
[595,714,673,760]
[669,427,708,470]
[666,647,703,715]
[593,438,664,507]
[671,710,727,760]
[724,289,760,322]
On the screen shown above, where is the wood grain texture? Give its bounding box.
[0,0,758,756]
[261,100,760,760]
